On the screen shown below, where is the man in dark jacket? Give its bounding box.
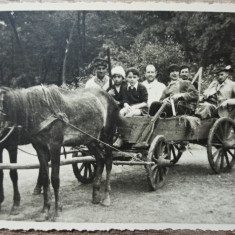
[149,64,199,116]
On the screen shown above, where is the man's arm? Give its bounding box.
[181,81,199,102]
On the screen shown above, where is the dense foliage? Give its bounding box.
[0,11,234,87]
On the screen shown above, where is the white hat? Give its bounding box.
[111,66,125,78]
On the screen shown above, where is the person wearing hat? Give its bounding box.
[195,65,235,119]
[107,66,126,108]
[142,64,166,108]
[85,57,112,90]
[149,64,198,116]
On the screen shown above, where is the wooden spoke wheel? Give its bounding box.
[169,143,183,164]
[207,117,235,174]
[145,135,170,191]
[72,150,97,184]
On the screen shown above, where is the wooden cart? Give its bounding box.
[72,114,235,190]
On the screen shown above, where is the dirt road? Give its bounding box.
[0,144,234,225]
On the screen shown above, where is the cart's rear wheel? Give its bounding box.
[169,143,183,164]
[72,151,97,184]
[145,135,170,191]
[207,117,235,173]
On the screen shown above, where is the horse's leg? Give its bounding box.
[33,157,51,195]
[32,165,43,195]
[0,148,4,211]
[101,144,112,207]
[32,143,51,221]
[87,142,105,204]
[50,143,62,219]
[8,145,21,215]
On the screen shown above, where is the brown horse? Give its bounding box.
[0,85,118,221]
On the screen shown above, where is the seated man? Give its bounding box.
[149,64,198,117]
[85,57,112,91]
[119,67,148,117]
[180,64,198,89]
[107,66,126,108]
[195,66,235,119]
[142,64,166,108]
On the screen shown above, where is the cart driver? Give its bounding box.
[195,65,235,119]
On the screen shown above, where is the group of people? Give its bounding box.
[85,57,235,121]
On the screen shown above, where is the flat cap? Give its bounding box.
[93,57,108,68]
[168,64,180,73]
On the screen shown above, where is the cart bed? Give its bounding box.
[117,116,216,143]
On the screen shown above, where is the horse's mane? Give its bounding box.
[4,85,66,130]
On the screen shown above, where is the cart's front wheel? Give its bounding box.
[145,135,170,191]
[207,117,235,173]
[72,152,97,184]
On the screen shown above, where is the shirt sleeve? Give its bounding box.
[122,87,129,105]
[160,87,168,101]
[140,84,148,103]
[181,81,199,102]
[85,79,93,89]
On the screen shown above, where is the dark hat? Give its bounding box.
[215,65,232,74]
[93,57,108,68]
[168,64,180,73]
[180,64,190,71]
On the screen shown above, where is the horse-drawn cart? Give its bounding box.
[72,112,235,190]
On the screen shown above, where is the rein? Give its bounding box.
[56,116,142,162]
[0,126,16,144]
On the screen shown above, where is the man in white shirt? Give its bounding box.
[142,65,166,107]
[85,57,112,91]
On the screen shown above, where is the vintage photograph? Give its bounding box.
[0,5,234,230]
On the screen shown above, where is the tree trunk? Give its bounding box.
[82,11,86,59]
[42,56,52,84]
[62,20,77,85]
[77,12,81,76]
[6,12,28,65]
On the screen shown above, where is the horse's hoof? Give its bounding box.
[35,212,49,222]
[53,210,62,219]
[10,206,20,216]
[32,187,42,195]
[100,197,111,207]
[92,191,101,204]
[92,197,100,204]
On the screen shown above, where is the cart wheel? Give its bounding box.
[145,135,170,191]
[169,143,183,164]
[207,117,235,173]
[72,152,97,184]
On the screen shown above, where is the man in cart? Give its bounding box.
[142,64,166,108]
[180,64,198,89]
[195,65,235,119]
[149,64,199,117]
[85,57,112,90]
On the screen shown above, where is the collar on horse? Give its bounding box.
[30,113,68,136]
